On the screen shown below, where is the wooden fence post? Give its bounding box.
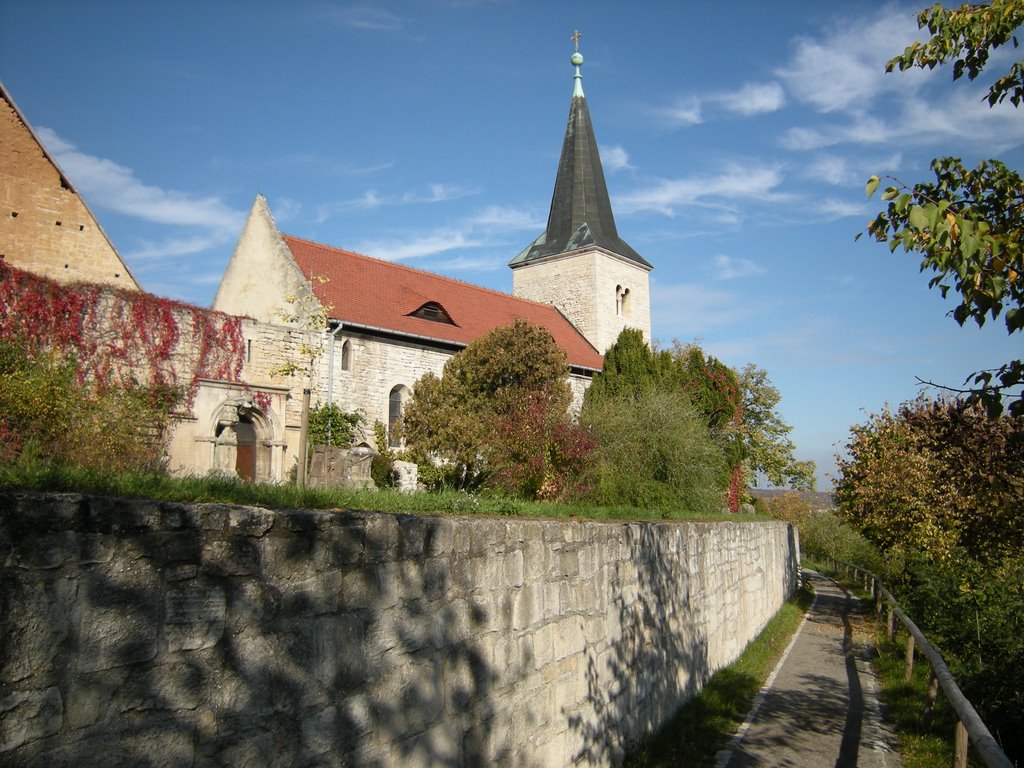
[904,634,915,681]
[954,720,969,768]
[923,669,940,728]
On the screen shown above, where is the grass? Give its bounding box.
[0,462,766,523]
[871,627,960,768]
[623,585,814,767]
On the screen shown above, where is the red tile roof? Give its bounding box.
[284,235,603,371]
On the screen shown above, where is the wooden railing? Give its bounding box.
[827,559,1013,768]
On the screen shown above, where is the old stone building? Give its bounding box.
[211,44,652,459]
[0,81,140,291]
[1,45,652,484]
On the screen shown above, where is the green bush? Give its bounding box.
[0,339,179,473]
[581,389,726,516]
[307,403,361,447]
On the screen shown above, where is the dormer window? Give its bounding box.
[409,301,455,325]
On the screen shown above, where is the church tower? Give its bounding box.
[510,33,652,353]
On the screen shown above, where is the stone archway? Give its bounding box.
[209,397,280,482]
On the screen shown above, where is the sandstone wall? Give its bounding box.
[0,90,139,291]
[0,492,799,767]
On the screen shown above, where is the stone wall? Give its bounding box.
[0,492,799,767]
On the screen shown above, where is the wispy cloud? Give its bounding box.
[654,96,702,127]
[601,144,633,173]
[776,8,927,114]
[356,229,485,261]
[814,198,866,220]
[315,183,479,222]
[714,82,786,115]
[325,7,408,32]
[711,254,766,280]
[618,162,788,217]
[36,127,244,262]
[466,205,543,231]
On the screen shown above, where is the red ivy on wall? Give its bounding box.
[0,261,246,413]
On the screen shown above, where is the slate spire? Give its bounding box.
[510,35,650,268]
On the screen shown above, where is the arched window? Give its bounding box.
[616,285,631,317]
[340,340,352,372]
[388,386,406,448]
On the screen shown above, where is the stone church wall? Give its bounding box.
[0,491,800,767]
[512,249,651,353]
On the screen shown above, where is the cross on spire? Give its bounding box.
[571,29,582,53]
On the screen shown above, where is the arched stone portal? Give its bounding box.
[207,396,282,482]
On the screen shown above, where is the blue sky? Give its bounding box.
[3,1,1022,488]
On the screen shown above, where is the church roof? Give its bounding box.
[284,235,604,372]
[509,47,650,270]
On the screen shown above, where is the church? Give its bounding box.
[1,42,653,484]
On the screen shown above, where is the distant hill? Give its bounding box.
[748,488,835,512]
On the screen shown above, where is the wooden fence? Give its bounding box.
[828,559,1012,768]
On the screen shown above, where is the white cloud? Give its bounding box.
[814,198,866,220]
[711,254,766,280]
[803,154,851,185]
[36,128,244,264]
[355,229,485,261]
[38,128,243,234]
[655,96,702,127]
[326,7,407,31]
[714,82,786,115]
[315,184,478,222]
[776,8,928,114]
[466,205,542,231]
[618,162,787,217]
[600,144,633,173]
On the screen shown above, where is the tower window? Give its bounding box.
[616,285,631,317]
[341,340,352,372]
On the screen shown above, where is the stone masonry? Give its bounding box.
[0,87,139,291]
[0,491,800,767]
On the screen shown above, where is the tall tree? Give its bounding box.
[739,364,816,490]
[863,0,1024,415]
[400,319,577,493]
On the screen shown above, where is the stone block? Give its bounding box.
[77,561,161,673]
[0,687,63,753]
[202,537,259,577]
[65,683,110,729]
[165,581,226,652]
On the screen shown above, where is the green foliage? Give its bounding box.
[583,328,678,405]
[886,0,1024,107]
[370,420,397,488]
[307,403,361,447]
[835,397,1024,564]
[897,551,1024,762]
[865,2,1024,415]
[581,389,726,515]
[400,319,576,493]
[739,364,816,490]
[0,339,180,473]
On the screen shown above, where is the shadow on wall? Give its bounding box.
[565,523,710,765]
[0,493,501,767]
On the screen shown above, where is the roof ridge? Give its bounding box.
[282,233,576,313]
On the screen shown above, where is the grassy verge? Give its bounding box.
[623,585,814,767]
[871,627,959,768]
[0,463,762,523]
